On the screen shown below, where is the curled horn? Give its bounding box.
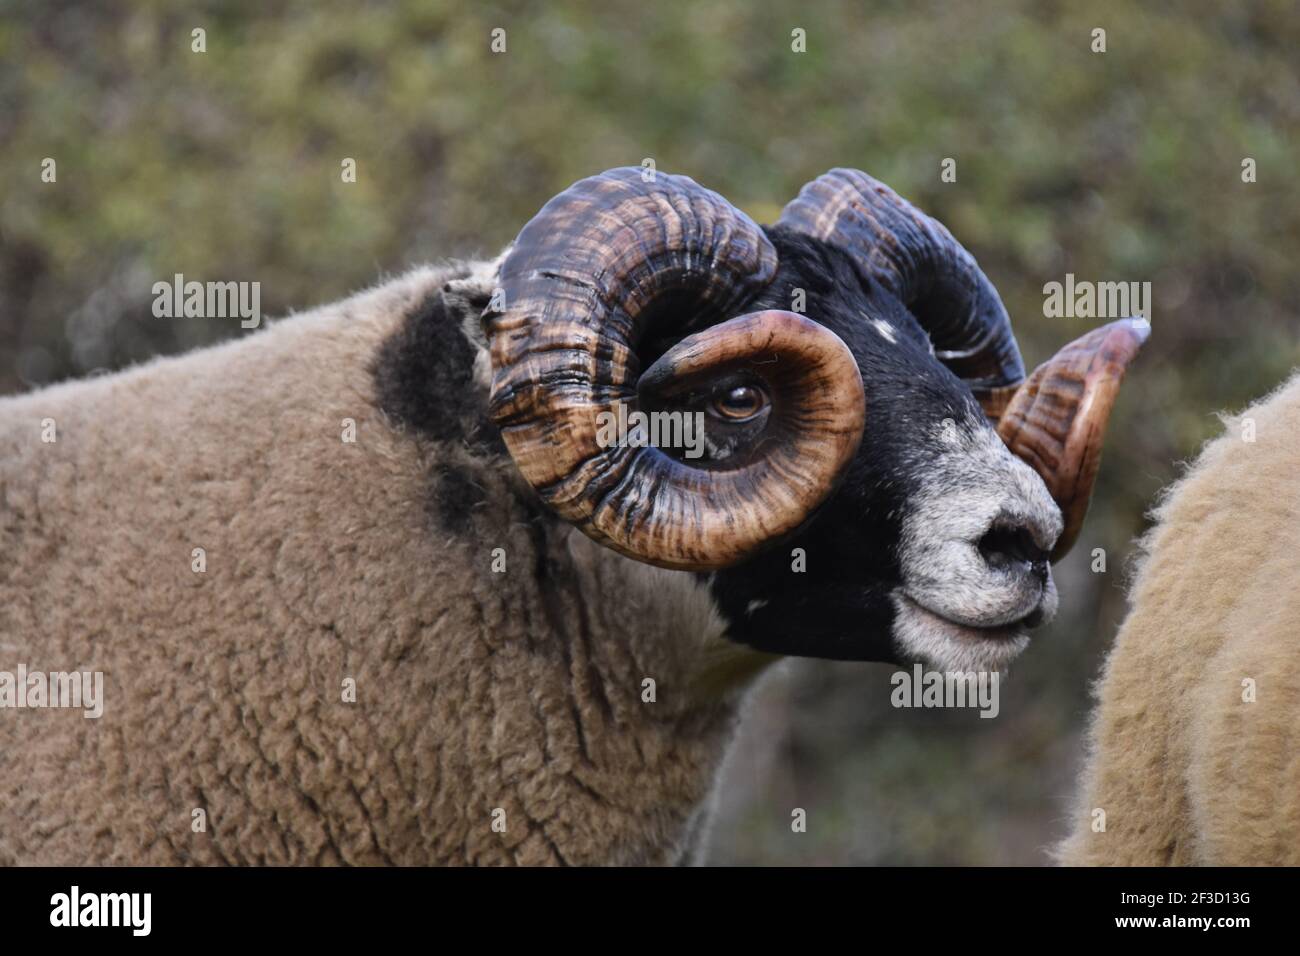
[997,318,1150,560]
[484,168,866,571]
[777,168,1026,416]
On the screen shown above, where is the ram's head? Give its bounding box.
[483,168,1146,671]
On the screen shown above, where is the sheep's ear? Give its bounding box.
[442,249,509,352]
[996,318,1150,561]
[442,275,492,317]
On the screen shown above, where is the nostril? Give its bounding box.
[978,520,1051,573]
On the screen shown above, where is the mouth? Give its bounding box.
[892,591,1050,672]
[903,591,1042,637]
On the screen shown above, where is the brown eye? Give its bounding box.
[710,385,767,421]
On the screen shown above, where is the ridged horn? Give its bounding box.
[778,168,1026,415]
[484,168,867,571]
[996,318,1150,560]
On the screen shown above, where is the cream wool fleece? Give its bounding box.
[0,264,774,865]
[1061,371,1300,865]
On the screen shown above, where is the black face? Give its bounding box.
[694,229,1013,663]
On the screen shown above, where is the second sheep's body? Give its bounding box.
[1062,372,1300,866]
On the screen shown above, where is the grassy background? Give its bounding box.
[2,0,1297,863]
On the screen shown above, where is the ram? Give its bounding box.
[0,168,1144,865]
[1061,372,1300,866]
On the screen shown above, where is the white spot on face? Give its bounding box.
[746,599,768,616]
[703,433,733,460]
[871,318,898,344]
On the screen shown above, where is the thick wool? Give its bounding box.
[1060,371,1300,865]
[0,264,774,865]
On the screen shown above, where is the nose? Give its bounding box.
[977,515,1053,581]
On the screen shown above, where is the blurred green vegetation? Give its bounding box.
[2,0,1297,863]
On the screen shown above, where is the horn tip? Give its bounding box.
[1120,315,1152,344]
